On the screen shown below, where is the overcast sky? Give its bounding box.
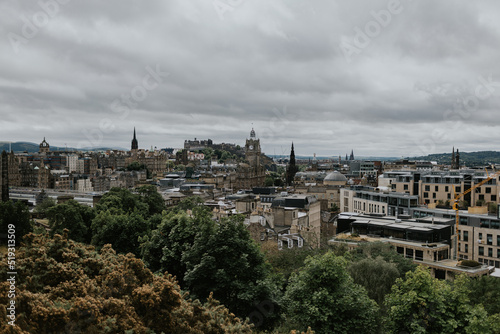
[1,0,500,158]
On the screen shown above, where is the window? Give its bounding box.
[445,186,449,192]
[479,246,484,256]
[425,185,430,191]
[479,233,483,240]
[424,192,429,198]
[404,184,408,190]
[498,249,500,258]
[497,235,500,246]
[479,194,484,201]
[465,244,468,253]
[487,234,493,245]
[456,186,461,193]
[435,185,439,191]
[433,193,436,199]
[492,195,497,201]
[463,231,469,242]
[488,248,493,257]
[486,187,492,193]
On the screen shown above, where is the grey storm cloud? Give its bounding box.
[1,0,500,157]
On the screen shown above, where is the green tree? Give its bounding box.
[91,211,151,256]
[384,266,493,334]
[348,257,400,305]
[265,176,274,187]
[95,187,148,216]
[284,252,379,334]
[0,201,32,246]
[330,203,340,213]
[182,215,277,324]
[136,184,165,215]
[202,148,214,160]
[220,150,234,162]
[466,275,500,316]
[349,242,416,277]
[172,196,206,213]
[34,196,56,216]
[46,199,95,243]
[140,210,206,281]
[126,161,146,171]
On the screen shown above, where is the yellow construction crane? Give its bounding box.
[452,168,500,259]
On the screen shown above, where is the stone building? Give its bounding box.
[235,128,265,190]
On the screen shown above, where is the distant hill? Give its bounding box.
[268,155,400,161]
[0,142,122,153]
[410,151,500,167]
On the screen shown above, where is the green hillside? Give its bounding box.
[410,151,500,167]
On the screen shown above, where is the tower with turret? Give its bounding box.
[39,138,50,154]
[245,128,261,169]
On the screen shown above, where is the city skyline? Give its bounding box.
[2,1,500,157]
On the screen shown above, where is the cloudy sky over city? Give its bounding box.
[1,0,500,157]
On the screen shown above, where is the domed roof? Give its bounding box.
[324,171,347,182]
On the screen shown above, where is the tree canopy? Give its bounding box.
[284,252,379,334]
[0,232,253,333]
[141,210,278,327]
[46,199,94,243]
[384,266,498,334]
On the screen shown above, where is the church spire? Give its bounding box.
[131,127,138,151]
[451,147,455,168]
[286,142,298,186]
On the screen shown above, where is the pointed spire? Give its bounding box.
[131,128,138,151]
[286,142,298,186]
[451,147,455,168]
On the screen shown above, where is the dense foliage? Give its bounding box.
[284,252,379,334]
[141,201,278,328]
[0,232,253,333]
[90,186,165,256]
[384,266,500,334]
[46,199,94,243]
[3,189,500,333]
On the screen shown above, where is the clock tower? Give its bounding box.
[245,128,261,168]
[235,128,265,190]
